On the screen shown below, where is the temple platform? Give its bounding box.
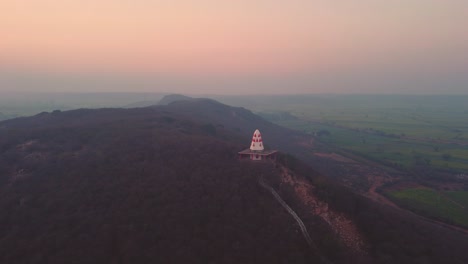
[238,149,278,161]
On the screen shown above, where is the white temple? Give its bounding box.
[250,129,264,151]
[238,129,278,161]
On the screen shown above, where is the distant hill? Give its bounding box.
[158,94,194,105]
[0,99,467,264]
[122,94,191,108]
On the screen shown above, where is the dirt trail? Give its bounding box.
[365,175,399,208]
[311,148,468,236]
[279,166,368,255]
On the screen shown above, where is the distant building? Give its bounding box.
[238,129,278,161]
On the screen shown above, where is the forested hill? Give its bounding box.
[0,106,321,263]
[0,100,467,264]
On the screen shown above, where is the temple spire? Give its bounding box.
[250,129,264,151]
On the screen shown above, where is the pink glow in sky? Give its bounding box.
[1,0,467,93]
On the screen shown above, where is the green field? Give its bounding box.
[231,95,468,142]
[276,119,468,171]
[388,188,468,227]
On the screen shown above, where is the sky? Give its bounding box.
[1,0,467,94]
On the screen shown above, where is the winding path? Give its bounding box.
[258,177,315,249]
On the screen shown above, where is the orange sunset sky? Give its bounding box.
[1,0,467,94]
